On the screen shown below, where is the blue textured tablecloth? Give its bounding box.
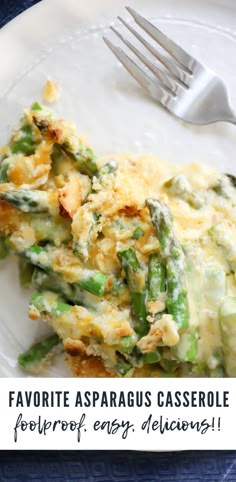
[0,1,236,480]
[0,0,41,29]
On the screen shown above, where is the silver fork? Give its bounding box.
[103,7,236,125]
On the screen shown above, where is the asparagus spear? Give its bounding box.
[10,121,41,156]
[170,246,201,365]
[32,268,87,306]
[212,175,235,199]
[30,291,71,318]
[117,335,135,354]
[10,137,35,156]
[10,124,36,156]
[219,297,236,377]
[164,174,205,209]
[166,257,189,330]
[0,160,9,183]
[33,114,98,177]
[142,349,161,364]
[18,334,62,373]
[173,331,198,363]
[22,245,108,297]
[18,257,34,288]
[50,143,66,174]
[210,221,236,272]
[146,199,189,330]
[0,189,50,213]
[61,143,98,177]
[0,115,41,182]
[0,237,9,259]
[147,254,166,323]
[30,291,137,376]
[176,262,224,368]
[118,247,148,337]
[148,253,166,302]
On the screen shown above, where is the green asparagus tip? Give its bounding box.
[117,247,140,272]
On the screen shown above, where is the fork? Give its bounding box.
[103,7,236,125]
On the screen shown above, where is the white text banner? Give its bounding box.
[0,378,233,450]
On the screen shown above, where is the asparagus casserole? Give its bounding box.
[1,103,236,377]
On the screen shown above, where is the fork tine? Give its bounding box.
[103,36,173,106]
[118,16,191,87]
[126,6,196,73]
[110,26,179,94]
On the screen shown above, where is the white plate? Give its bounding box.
[0,0,236,377]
